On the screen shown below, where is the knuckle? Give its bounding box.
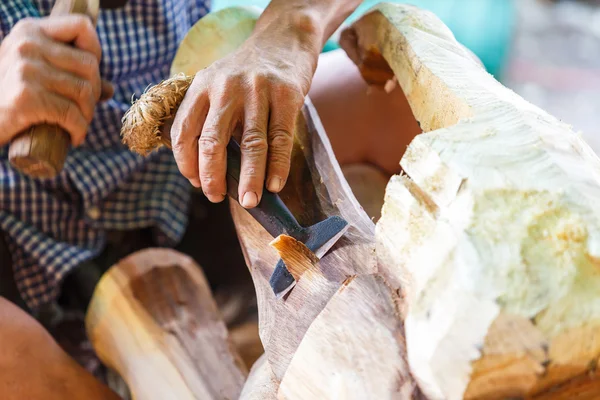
[241,130,268,155]
[15,59,36,80]
[170,121,193,158]
[13,17,36,32]
[14,37,37,57]
[171,140,191,166]
[58,101,76,125]
[170,134,184,153]
[76,79,93,102]
[268,128,293,168]
[169,120,185,146]
[269,126,294,143]
[198,134,225,157]
[170,138,186,157]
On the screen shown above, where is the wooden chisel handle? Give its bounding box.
[8,0,100,179]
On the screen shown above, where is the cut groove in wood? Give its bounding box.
[269,234,319,282]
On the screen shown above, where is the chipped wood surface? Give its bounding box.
[341,3,600,399]
[229,97,421,398]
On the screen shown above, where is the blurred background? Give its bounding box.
[213,0,600,153]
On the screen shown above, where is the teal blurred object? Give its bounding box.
[210,0,515,78]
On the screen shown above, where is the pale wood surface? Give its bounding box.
[238,354,278,400]
[341,3,600,399]
[85,249,247,400]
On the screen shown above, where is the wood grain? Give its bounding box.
[230,99,423,398]
[85,249,247,400]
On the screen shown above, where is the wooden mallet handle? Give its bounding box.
[8,0,100,179]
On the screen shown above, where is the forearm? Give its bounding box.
[0,297,119,399]
[254,0,362,53]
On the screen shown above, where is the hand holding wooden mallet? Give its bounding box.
[8,0,101,179]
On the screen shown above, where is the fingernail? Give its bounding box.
[202,189,225,202]
[190,178,201,188]
[207,194,226,203]
[267,177,283,192]
[241,192,259,208]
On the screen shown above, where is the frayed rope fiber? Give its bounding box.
[121,73,193,156]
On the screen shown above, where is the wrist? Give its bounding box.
[253,8,324,57]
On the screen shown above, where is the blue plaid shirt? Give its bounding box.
[0,0,210,310]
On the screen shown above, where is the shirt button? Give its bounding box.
[87,206,101,220]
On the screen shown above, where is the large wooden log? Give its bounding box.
[340,3,600,400]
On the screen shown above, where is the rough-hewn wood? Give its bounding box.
[341,3,600,399]
[229,98,421,399]
[238,354,278,400]
[85,249,247,400]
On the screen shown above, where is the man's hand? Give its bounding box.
[0,15,113,148]
[170,0,361,208]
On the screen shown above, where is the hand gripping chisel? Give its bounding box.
[225,139,349,299]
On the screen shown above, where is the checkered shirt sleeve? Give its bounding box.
[0,0,211,310]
